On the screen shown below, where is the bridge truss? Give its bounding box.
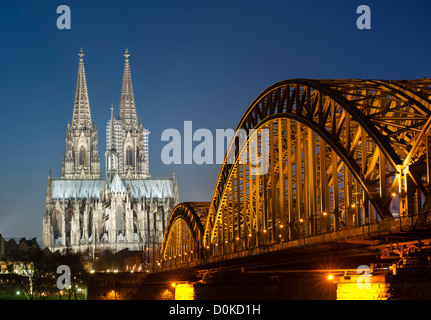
[160,78,431,268]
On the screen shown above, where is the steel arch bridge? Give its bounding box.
[160,78,431,269]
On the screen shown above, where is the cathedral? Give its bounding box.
[42,49,179,257]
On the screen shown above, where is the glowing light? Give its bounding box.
[248,233,252,237]
[279,224,284,228]
[236,237,239,241]
[327,274,334,281]
[337,283,390,300]
[299,219,304,223]
[351,203,356,208]
[391,192,397,197]
[174,283,195,300]
[323,212,327,216]
[171,282,177,287]
[263,229,267,233]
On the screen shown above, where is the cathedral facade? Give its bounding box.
[42,49,178,256]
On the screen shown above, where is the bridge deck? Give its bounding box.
[159,210,431,272]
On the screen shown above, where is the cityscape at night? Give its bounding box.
[1,0,431,312]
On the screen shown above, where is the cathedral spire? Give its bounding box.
[72,48,92,129]
[118,48,138,128]
[62,49,100,180]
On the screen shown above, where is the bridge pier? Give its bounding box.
[334,262,431,300]
[334,271,391,300]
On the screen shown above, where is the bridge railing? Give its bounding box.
[158,210,431,271]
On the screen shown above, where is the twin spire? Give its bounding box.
[71,48,92,129]
[71,48,138,129]
[118,48,138,128]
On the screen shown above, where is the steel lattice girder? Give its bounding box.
[162,78,431,261]
[160,202,209,260]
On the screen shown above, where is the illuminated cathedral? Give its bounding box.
[42,49,178,256]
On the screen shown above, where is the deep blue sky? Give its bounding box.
[0,0,430,240]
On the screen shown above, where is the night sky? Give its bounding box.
[0,0,430,241]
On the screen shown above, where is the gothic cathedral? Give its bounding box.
[42,49,179,257]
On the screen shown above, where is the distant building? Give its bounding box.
[42,49,179,256]
[0,234,39,261]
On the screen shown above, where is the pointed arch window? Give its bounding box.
[116,205,124,235]
[109,153,116,170]
[72,148,76,169]
[79,146,86,166]
[126,146,133,166]
[52,210,61,240]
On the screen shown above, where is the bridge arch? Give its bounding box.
[160,202,209,266]
[204,79,431,248]
[161,78,431,266]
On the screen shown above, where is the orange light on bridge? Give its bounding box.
[327,275,334,281]
[391,192,397,197]
[323,212,327,216]
[279,224,284,228]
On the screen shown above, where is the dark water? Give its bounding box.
[87,268,431,300]
[133,271,337,300]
